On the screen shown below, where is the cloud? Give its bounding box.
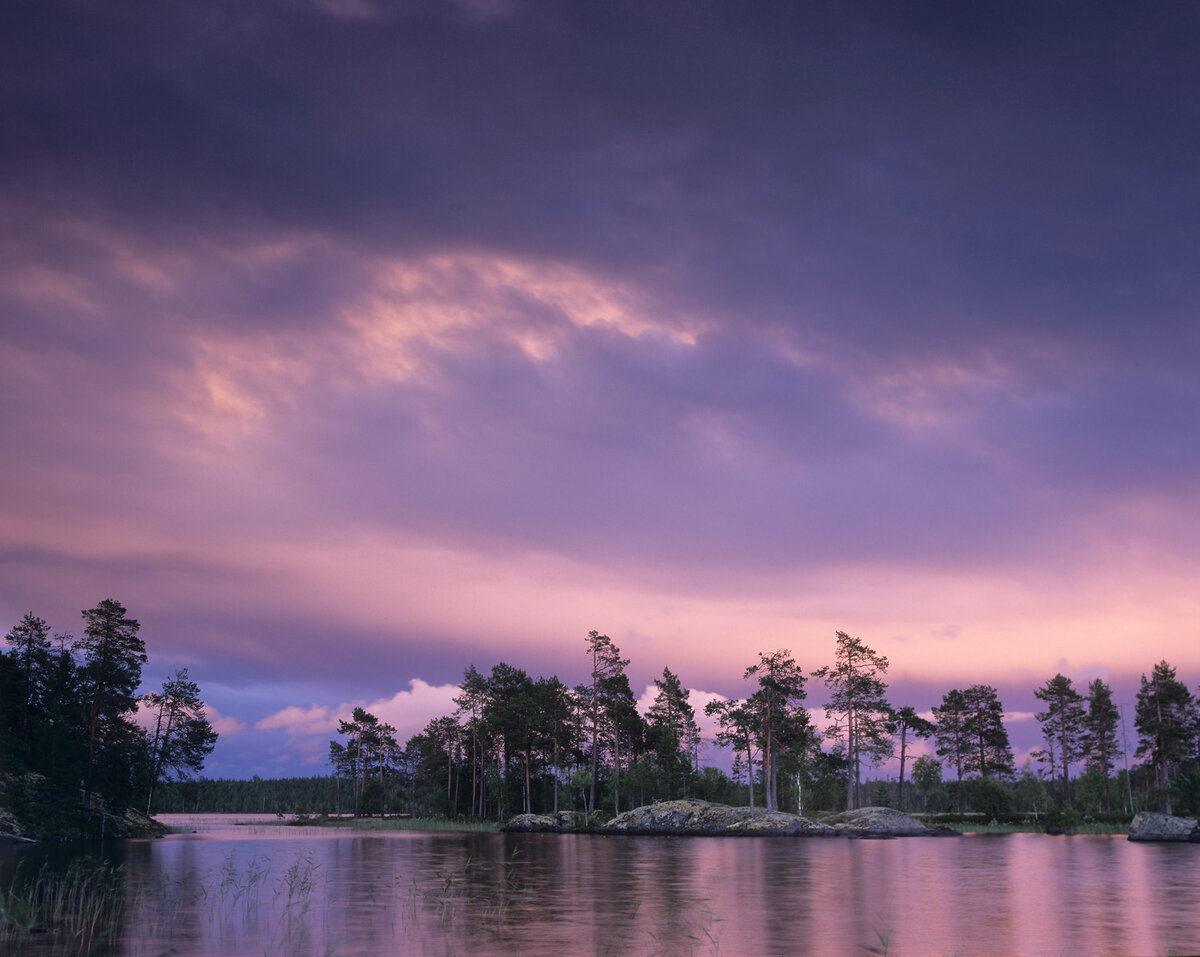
[254,679,462,762]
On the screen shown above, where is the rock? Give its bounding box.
[501,810,593,832]
[501,813,559,832]
[825,806,936,837]
[1127,812,1200,842]
[602,799,839,837]
[554,810,587,830]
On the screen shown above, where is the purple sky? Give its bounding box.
[3,1,1198,779]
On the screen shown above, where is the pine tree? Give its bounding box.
[933,689,970,811]
[891,705,936,811]
[1081,678,1121,813]
[814,631,892,810]
[743,650,809,812]
[1134,661,1196,815]
[142,668,218,814]
[584,630,629,816]
[76,599,147,807]
[646,666,699,800]
[962,684,1013,779]
[1033,674,1085,806]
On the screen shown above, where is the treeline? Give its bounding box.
[0,600,218,838]
[152,776,340,814]
[321,631,1200,823]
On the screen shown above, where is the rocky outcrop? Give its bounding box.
[602,799,839,837]
[824,806,947,838]
[501,809,591,833]
[1127,812,1200,842]
[502,813,559,832]
[503,800,961,838]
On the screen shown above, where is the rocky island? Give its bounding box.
[503,799,957,838]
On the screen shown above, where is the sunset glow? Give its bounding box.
[3,1,1198,778]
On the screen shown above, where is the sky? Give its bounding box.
[3,0,1198,780]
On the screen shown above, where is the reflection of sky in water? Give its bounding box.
[5,818,1199,956]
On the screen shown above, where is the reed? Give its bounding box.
[0,858,126,945]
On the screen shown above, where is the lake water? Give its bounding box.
[3,813,1199,956]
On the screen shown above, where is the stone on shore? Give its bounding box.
[501,813,559,832]
[501,810,591,832]
[825,806,937,837]
[1127,811,1200,842]
[602,799,838,836]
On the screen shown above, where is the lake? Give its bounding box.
[3,813,1199,956]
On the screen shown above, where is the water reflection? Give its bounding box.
[2,817,1199,956]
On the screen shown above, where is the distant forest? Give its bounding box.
[163,631,1200,824]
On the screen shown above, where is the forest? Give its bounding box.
[170,630,1200,826]
[7,607,1200,835]
[0,600,218,839]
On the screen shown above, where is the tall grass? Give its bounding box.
[0,858,126,945]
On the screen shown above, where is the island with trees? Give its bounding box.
[5,610,1200,842]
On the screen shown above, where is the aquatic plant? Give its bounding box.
[0,858,126,946]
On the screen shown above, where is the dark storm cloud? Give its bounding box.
[6,0,1200,362]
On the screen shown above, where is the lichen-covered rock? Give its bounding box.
[825,806,935,837]
[725,810,839,836]
[554,810,587,830]
[1127,812,1200,842]
[602,799,838,837]
[501,813,559,832]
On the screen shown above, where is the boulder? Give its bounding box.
[501,813,559,832]
[825,806,938,838]
[554,810,587,830]
[602,799,838,837]
[1127,812,1200,842]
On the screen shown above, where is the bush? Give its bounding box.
[963,778,1012,818]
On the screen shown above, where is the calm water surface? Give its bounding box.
[3,813,1199,956]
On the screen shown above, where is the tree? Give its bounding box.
[1134,661,1196,814]
[584,630,629,816]
[483,662,539,816]
[911,754,942,811]
[891,706,935,811]
[646,667,699,800]
[1033,674,1085,806]
[744,650,809,812]
[705,697,759,809]
[142,668,218,814]
[454,665,489,817]
[5,613,52,731]
[535,675,577,813]
[933,689,970,810]
[1080,678,1121,813]
[962,685,1013,779]
[814,631,892,810]
[76,599,148,806]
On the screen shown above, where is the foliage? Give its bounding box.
[890,706,935,812]
[645,667,699,800]
[1080,679,1122,813]
[0,600,218,839]
[1134,661,1197,815]
[142,668,218,815]
[743,649,810,812]
[961,685,1014,780]
[1032,673,1085,807]
[962,777,1012,818]
[814,631,892,810]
